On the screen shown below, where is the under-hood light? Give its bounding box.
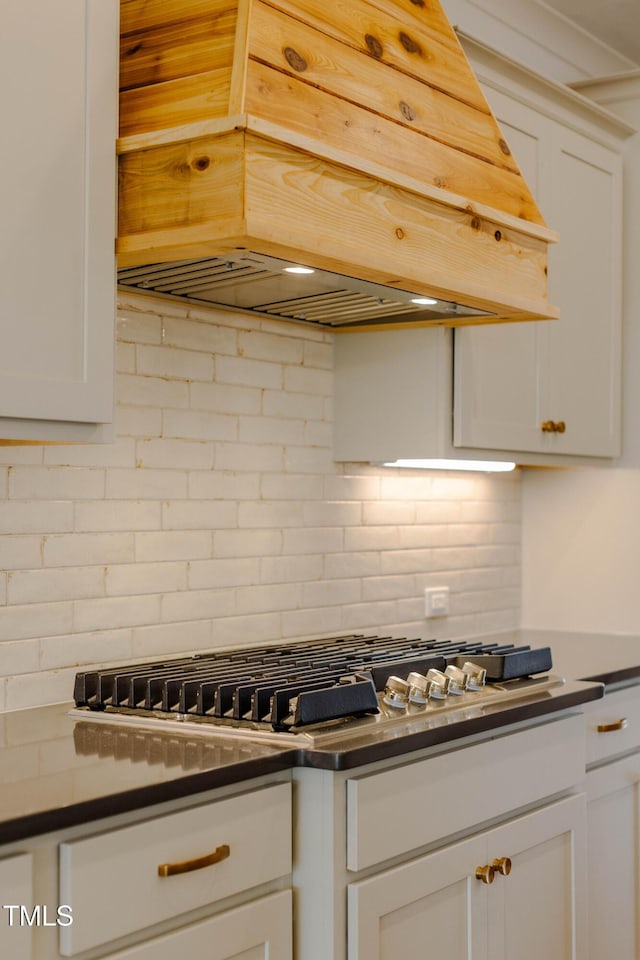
[411,297,439,306]
[284,265,315,274]
[383,459,516,473]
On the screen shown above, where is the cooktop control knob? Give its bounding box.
[461,661,487,691]
[406,671,434,705]
[425,668,450,699]
[444,664,467,695]
[383,675,410,708]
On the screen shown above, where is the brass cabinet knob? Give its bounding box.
[597,718,628,733]
[541,420,566,434]
[492,856,512,876]
[475,864,495,885]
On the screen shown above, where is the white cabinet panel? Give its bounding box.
[454,57,624,459]
[102,890,292,960]
[0,853,33,960]
[348,795,586,960]
[59,782,291,956]
[0,0,117,438]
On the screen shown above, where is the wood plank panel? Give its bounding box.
[120,8,236,90]
[118,131,245,237]
[242,136,551,320]
[245,61,542,223]
[120,68,232,135]
[248,1,518,172]
[263,0,489,112]
[120,0,226,36]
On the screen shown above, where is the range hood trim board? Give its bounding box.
[117,0,558,329]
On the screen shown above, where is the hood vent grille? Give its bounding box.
[118,254,492,329]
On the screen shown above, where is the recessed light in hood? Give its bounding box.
[117,253,493,329]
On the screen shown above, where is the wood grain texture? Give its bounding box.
[244,60,541,223]
[121,0,222,35]
[120,8,236,90]
[120,68,232,135]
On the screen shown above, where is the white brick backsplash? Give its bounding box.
[106,561,188,597]
[163,409,237,442]
[0,295,522,710]
[260,555,322,583]
[216,442,284,473]
[216,355,283,390]
[0,601,73,642]
[212,612,282,647]
[133,620,213,659]
[162,315,237,355]
[190,470,261,501]
[236,582,303,615]
[115,405,163,438]
[117,371,190,409]
[162,588,235,623]
[190,557,261,589]
[74,595,161,633]
[238,500,304,528]
[262,389,324,421]
[135,531,212,562]
[284,365,332,396]
[261,474,323,501]
[106,468,188,500]
[190,381,261,416]
[8,566,105,605]
[43,532,135,568]
[136,438,214,471]
[0,536,43,571]
[239,415,305,446]
[9,466,105,500]
[238,329,304,364]
[162,499,237,531]
[215,529,283,558]
[137,344,214,381]
[74,500,162,532]
[0,501,73,534]
[283,527,344,555]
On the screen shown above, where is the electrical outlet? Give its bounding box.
[424,586,450,618]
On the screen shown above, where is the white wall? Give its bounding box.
[0,296,522,710]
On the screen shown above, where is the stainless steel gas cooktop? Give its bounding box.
[70,634,561,747]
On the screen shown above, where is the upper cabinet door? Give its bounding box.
[454,54,626,460]
[0,0,117,438]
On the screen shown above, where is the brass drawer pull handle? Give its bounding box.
[541,420,566,434]
[158,843,230,877]
[475,864,495,885]
[492,856,512,876]
[597,718,628,733]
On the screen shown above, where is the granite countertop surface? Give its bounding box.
[2,627,637,845]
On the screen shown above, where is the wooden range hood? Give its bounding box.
[117,0,559,329]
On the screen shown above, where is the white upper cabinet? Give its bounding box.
[454,40,631,459]
[0,0,117,442]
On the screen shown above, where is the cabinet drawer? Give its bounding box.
[99,890,291,960]
[584,686,640,766]
[346,715,585,871]
[59,781,291,956]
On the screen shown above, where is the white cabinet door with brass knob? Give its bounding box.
[348,793,586,960]
[453,41,627,461]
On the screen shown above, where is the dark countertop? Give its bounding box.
[0,668,603,844]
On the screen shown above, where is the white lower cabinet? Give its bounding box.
[101,890,292,960]
[584,686,640,960]
[0,853,33,960]
[348,794,586,960]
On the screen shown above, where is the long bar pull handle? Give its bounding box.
[158,843,230,877]
[597,718,628,733]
